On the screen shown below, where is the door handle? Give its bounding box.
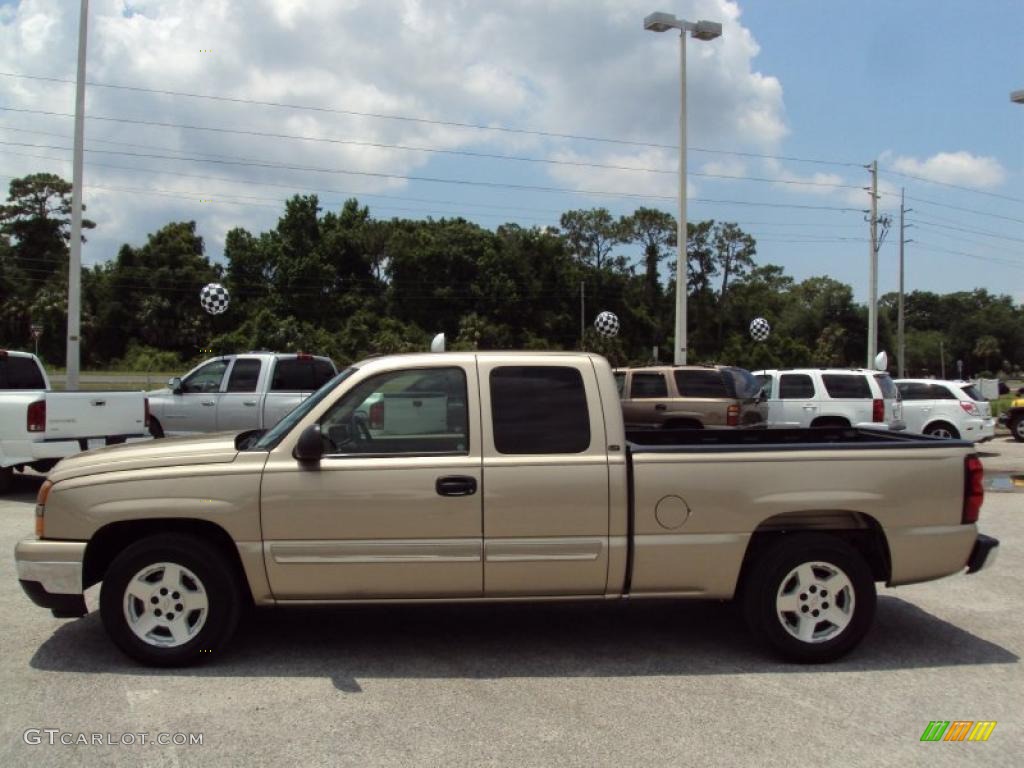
[201,401,216,407]
[654,404,667,411]
[436,476,477,497]
[243,400,258,407]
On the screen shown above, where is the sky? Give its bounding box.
[0,0,1021,305]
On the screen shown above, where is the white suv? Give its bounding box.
[894,379,995,442]
[752,368,904,430]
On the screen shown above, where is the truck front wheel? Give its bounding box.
[99,534,241,666]
[742,533,876,663]
[1010,416,1024,443]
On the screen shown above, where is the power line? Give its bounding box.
[880,167,1024,204]
[0,110,862,189]
[0,146,869,212]
[0,70,865,167]
[912,241,1024,270]
[904,194,1024,226]
[906,216,1024,244]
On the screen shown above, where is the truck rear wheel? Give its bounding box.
[742,533,876,663]
[99,534,241,666]
[1010,416,1024,443]
[148,417,165,439]
[0,466,12,494]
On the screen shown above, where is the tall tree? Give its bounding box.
[713,222,756,346]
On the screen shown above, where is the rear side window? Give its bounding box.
[0,356,46,389]
[874,374,898,399]
[226,359,261,393]
[674,370,728,398]
[897,382,931,401]
[822,374,872,399]
[959,385,984,402]
[630,373,667,399]
[779,374,815,399]
[490,366,590,454]
[928,384,957,400]
[272,358,331,391]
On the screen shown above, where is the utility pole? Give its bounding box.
[897,188,913,378]
[66,0,89,391]
[579,280,585,349]
[867,159,879,367]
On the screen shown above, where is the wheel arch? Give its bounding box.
[809,415,852,428]
[83,518,254,603]
[736,509,891,595]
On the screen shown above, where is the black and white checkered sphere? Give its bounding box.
[594,310,620,338]
[200,282,230,315]
[749,316,771,342]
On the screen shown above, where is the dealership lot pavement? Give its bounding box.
[1,439,1021,767]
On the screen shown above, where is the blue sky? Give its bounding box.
[0,0,1021,305]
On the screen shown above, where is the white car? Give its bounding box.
[752,368,904,430]
[894,379,995,442]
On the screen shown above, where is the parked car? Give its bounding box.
[0,350,148,492]
[752,368,904,430]
[998,395,1024,442]
[895,379,995,442]
[147,352,336,437]
[17,351,996,666]
[613,364,767,430]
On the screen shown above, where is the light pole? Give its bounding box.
[644,11,722,365]
[66,0,89,391]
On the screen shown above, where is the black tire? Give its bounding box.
[663,419,703,430]
[0,466,12,494]
[100,534,241,666]
[148,417,165,439]
[924,422,960,440]
[1011,416,1024,443]
[742,533,876,663]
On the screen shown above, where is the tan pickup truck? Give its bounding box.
[16,352,998,667]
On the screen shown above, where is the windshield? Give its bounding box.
[249,367,357,451]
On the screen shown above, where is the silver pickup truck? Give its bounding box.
[146,353,336,437]
[16,352,997,667]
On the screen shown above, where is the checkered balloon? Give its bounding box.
[200,282,230,315]
[594,310,620,338]
[749,317,771,342]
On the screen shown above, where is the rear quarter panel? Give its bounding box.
[629,444,975,596]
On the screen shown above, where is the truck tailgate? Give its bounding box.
[44,391,147,438]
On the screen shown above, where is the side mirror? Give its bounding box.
[168,377,183,394]
[293,424,324,463]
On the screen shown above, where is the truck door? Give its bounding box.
[778,373,817,427]
[160,359,229,434]
[216,357,263,432]
[476,357,610,596]
[622,371,669,428]
[260,362,482,599]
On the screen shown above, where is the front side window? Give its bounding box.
[183,360,228,394]
[779,374,815,399]
[319,367,469,456]
[490,366,590,454]
[630,373,668,399]
[822,374,872,399]
[675,370,728,398]
[226,359,262,393]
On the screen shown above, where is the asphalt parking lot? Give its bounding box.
[1,438,1021,767]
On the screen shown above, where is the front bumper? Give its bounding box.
[967,534,999,574]
[14,539,88,618]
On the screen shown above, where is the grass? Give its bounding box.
[47,371,178,391]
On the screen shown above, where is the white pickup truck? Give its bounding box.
[146,353,336,437]
[0,350,148,492]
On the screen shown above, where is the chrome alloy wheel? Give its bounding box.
[927,426,955,439]
[775,561,855,644]
[122,562,209,648]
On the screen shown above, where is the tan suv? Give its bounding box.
[614,365,768,430]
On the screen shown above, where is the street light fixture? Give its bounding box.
[1012,90,1024,104]
[644,12,722,365]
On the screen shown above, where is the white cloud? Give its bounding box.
[886,151,1007,189]
[0,0,789,263]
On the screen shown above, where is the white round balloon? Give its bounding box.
[749,317,771,342]
[200,282,230,315]
[594,310,620,338]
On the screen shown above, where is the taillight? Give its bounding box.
[726,404,740,427]
[872,398,884,422]
[959,401,979,416]
[27,400,46,432]
[368,401,384,429]
[35,480,52,538]
[963,455,984,524]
